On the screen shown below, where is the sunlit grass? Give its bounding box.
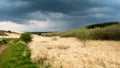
[0,39,39,68]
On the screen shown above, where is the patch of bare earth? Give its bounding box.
[29,35,120,68]
[0,45,8,54]
[0,33,19,54]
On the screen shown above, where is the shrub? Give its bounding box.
[1,39,7,44]
[0,39,8,47]
[76,28,92,46]
[0,31,7,36]
[91,25,120,40]
[76,28,91,40]
[0,39,7,44]
[20,32,32,43]
[59,30,77,37]
[7,30,12,33]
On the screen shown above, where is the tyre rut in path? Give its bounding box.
[0,41,13,54]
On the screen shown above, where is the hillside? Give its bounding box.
[0,30,20,38]
[0,30,8,36]
[86,22,120,29]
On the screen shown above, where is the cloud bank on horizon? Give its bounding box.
[0,0,120,32]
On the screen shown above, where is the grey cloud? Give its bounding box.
[0,0,120,31]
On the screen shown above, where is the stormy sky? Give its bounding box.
[0,0,120,32]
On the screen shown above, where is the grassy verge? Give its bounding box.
[0,39,39,68]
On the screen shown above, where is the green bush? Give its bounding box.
[59,30,78,37]
[91,25,120,40]
[76,28,92,46]
[1,39,7,44]
[0,38,9,47]
[0,39,7,45]
[76,28,91,40]
[20,32,32,43]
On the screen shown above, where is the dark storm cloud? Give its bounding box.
[0,0,120,31]
[0,0,95,23]
[7,0,94,13]
[0,0,73,22]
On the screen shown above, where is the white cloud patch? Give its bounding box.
[0,21,24,32]
[94,13,110,18]
[87,7,115,15]
[0,20,55,32]
[28,20,51,28]
[88,7,111,13]
[89,13,110,19]
[0,19,69,32]
[0,0,29,9]
[28,11,67,21]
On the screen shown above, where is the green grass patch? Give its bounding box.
[0,39,39,68]
[0,38,52,68]
[0,44,11,68]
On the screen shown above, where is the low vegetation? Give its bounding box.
[0,39,39,68]
[0,30,7,36]
[91,24,120,40]
[20,32,32,43]
[86,22,120,29]
[41,30,78,37]
[41,23,120,41]
[76,28,91,46]
[0,33,53,68]
[0,38,14,47]
[51,36,58,41]
[0,39,7,46]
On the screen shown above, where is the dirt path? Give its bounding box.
[0,41,13,54]
[29,35,120,68]
[0,33,19,54]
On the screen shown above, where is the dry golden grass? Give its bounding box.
[29,35,120,68]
